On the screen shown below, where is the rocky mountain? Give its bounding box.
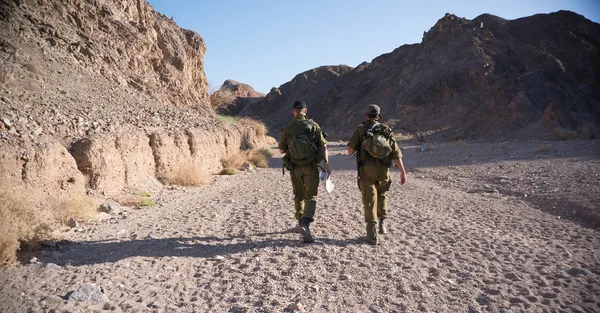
[231,11,600,140]
[211,79,265,115]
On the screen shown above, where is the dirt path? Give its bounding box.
[1,145,599,313]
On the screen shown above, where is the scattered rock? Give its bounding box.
[476,293,491,305]
[67,283,109,304]
[99,202,122,214]
[241,162,255,172]
[2,118,12,127]
[213,256,225,261]
[566,267,588,276]
[340,274,351,280]
[45,263,61,269]
[66,217,78,228]
[289,302,305,312]
[30,257,39,264]
[97,212,113,221]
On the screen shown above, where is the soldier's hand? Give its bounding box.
[400,171,407,185]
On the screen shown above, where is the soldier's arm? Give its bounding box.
[314,125,330,172]
[391,140,407,184]
[347,129,360,155]
[278,128,287,154]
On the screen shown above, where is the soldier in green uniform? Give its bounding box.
[279,100,330,243]
[347,104,407,245]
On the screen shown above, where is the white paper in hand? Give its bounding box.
[325,178,335,193]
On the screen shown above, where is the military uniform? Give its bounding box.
[279,115,327,228]
[348,116,402,244]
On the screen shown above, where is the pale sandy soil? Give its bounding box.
[0,140,599,313]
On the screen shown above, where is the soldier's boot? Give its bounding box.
[366,222,378,245]
[378,218,387,235]
[300,218,314,243]
[294,219,303,233]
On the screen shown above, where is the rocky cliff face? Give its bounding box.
[1,0,208,107]
[233,11,600,140]
[0,0,269,199]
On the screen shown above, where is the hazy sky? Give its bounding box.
[147,0,599,94]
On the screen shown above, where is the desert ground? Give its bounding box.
[0,139,599,313]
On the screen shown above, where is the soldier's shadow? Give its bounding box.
[38,230,363,267]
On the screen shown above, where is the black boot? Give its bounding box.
[300,218,314,243]
[379,219,387,235]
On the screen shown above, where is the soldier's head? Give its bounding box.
[365,104,381,120]
[292,100,307,117]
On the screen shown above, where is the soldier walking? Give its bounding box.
[347,104,407,245]
[279,100,330,243]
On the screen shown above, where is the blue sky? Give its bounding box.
[147,0,600,94]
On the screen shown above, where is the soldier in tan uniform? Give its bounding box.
[347,104,407,245]
[279,100,329,243]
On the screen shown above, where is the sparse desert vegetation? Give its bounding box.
[237,117,267,138]
[139,197,156,207]
[552,127,578,141]
[221,148,273,174]
[219,167,237,175]
[209,89,236,109]
[536,145,551,153]
[249,148,272,168]
[161,164,213,187]
[216,114,236,124]
[0,185,96,266]
[52,191,98,225]
[456,139,468,147]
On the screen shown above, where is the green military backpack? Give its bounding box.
[362,122,393,159]
[286,119,320,166]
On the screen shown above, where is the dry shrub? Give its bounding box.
[219,168,237,175]
[456,139,468,147]
[53,191,98,225]
[249,148,272,168]
[265,136,278,145]
[162,164,213,187]
[536,145,551,153]
[210,89,236,109]
[139,197,155,207]
[552,127,577,141]
[116,194,143,207]
[0,185,50,266]
[237,117,267,138]
[578,122,598,139]
[222,151,250,170]
[216,115,236,124]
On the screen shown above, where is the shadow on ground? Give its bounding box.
[38,231,364,267]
